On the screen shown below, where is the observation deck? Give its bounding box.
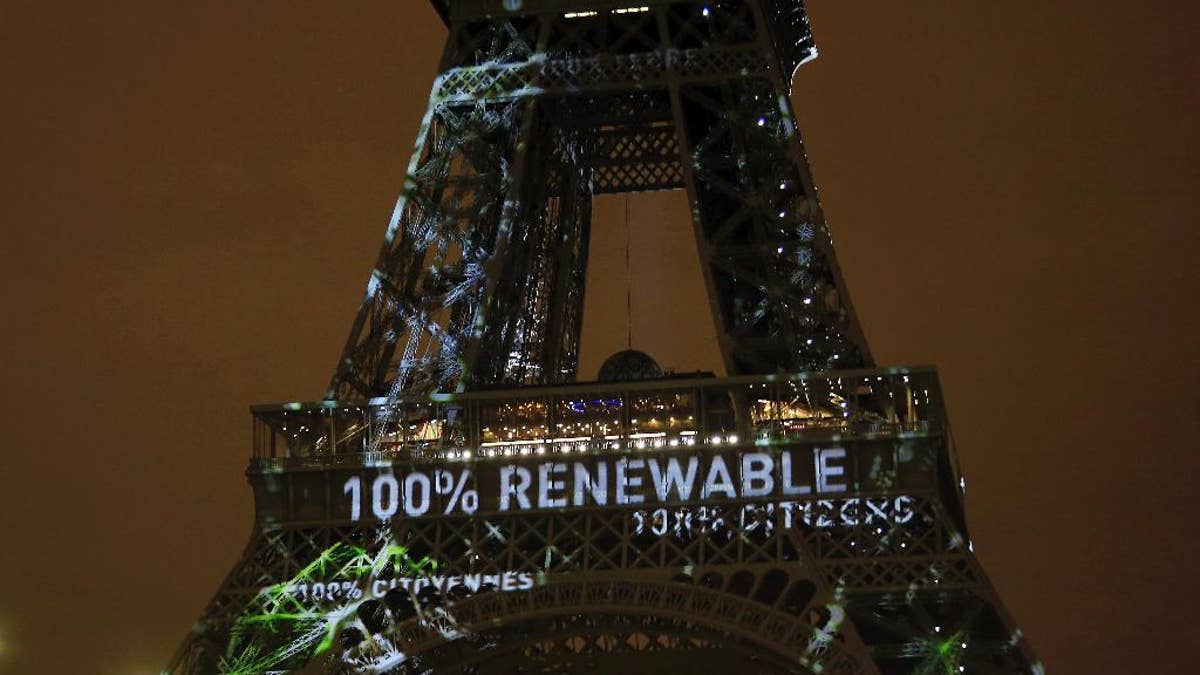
[251,366,946,472]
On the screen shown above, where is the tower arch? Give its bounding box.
[346,580,853,674]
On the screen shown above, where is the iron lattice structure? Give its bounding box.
[168,2,1041,674]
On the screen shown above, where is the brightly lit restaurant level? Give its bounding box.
[251,366,945,467]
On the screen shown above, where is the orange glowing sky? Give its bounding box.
[1,2,1198,673]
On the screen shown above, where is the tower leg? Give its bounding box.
[670,75,871,375]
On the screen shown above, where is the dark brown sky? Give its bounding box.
[2,1,1198,673]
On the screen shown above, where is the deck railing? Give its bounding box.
[250,366,945,470]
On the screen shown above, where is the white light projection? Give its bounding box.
[342,447,858,521]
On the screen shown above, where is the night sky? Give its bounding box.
[2,1,1198,673]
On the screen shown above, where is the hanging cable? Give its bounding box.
[625,194,633,349]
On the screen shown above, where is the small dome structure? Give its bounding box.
[597,350,663,382]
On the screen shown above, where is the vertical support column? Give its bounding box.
[537,125,594,383]
[659,2,871,376]
[459,95,544,387]
[747,0,874,367]
[657,6,738,376]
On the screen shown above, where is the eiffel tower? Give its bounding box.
[168,2,1041,673]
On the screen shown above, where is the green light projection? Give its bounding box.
[218,538,441,674]
[914,629,967,675]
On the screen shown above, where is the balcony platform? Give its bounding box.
[251,365,946,472]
